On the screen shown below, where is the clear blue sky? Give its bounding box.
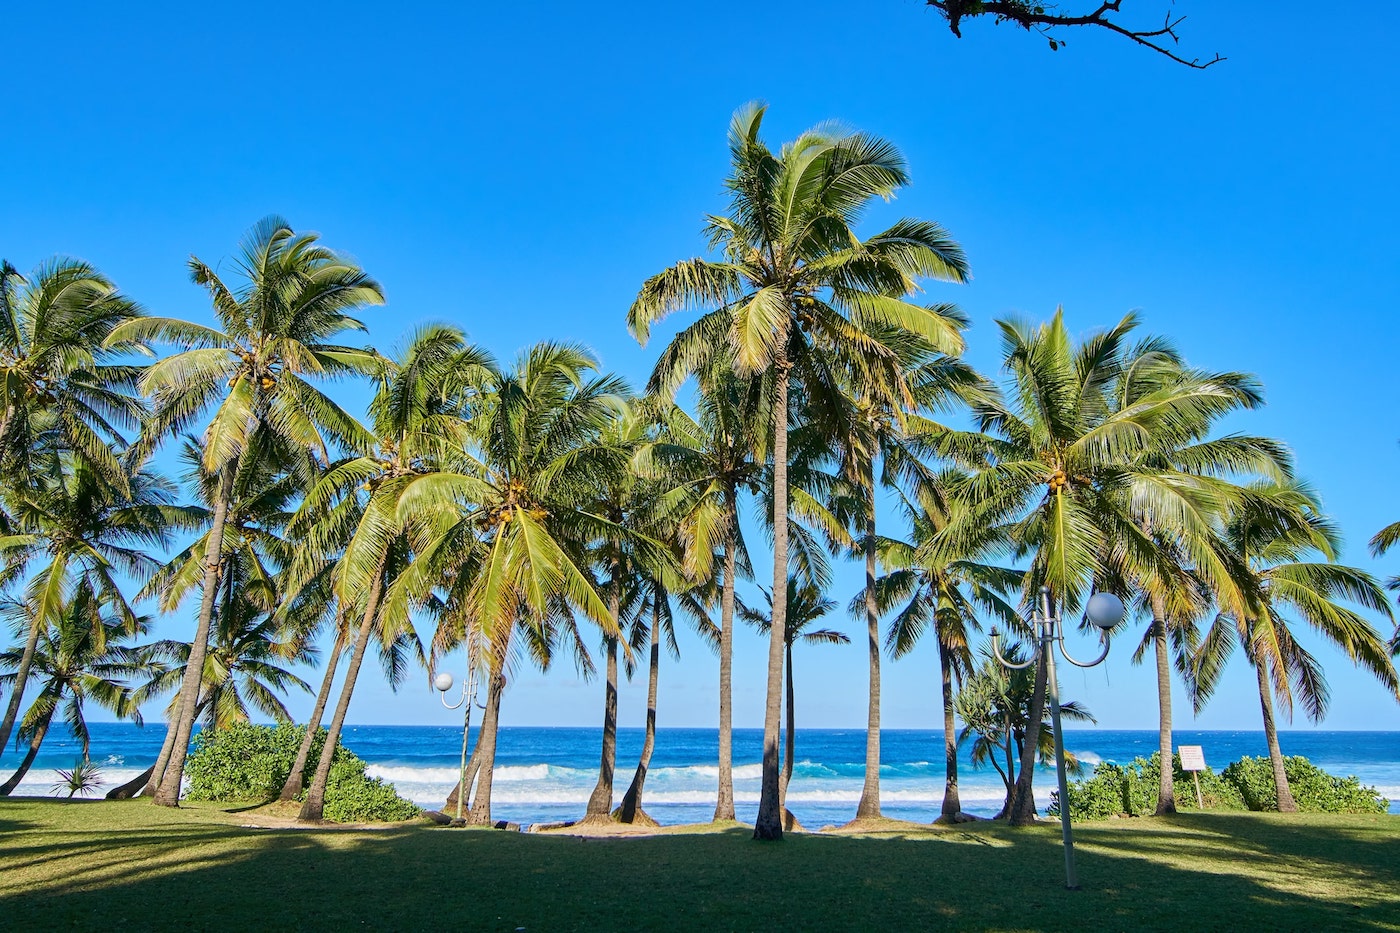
[3,2,1397,733]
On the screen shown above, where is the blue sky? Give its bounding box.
[3,2,1398,734]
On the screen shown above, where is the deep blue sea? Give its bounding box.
[15,724,1399,826]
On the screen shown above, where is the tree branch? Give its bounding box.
[925,1,1225,69]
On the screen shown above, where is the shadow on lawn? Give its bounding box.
[2,810,1397,931]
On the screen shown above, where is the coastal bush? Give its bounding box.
[1222,756,1388,814]
[184,722,418,822]
[1050,753,1245,820]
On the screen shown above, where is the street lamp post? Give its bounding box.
[433,637,480,826]
[989,586,1125,890]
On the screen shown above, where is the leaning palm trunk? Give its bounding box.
[618,594,662,824]
[0,708,54,795]
[856,507,882,821]
[298,566,385,822]
[713,502,738,822]
[107,764,155,799]
[280,627,346,802]
[584,583,622,822]
[141,709,182,795]
[443,740,484,815]
[468,671,505,825]
[754,354,792,841]
[781,642,795,823]
[938,641,961,822]
[154,468,236,807]
[0,618,44,762]
[1008,651,1049,826]
[1254,655,1298,812]
[1151,596,1177,815]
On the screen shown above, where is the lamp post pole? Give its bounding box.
[433,633,480,825]
[989,586,1124,891]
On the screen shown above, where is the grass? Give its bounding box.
[2,799,1398,931]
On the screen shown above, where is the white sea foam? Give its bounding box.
[9,768,147,798]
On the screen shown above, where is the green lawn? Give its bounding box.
[2,799,1397,931]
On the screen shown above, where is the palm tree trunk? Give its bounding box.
[584,579,622,822]
[856,505,882,821]
[938,640,961,822]
[298,565,384,822]
[713,491,738,823]
[0,616,44,763]
[619,592,662,824]
[1254,657,1297,812]
[995,720,1015,819]
[443,737,484,815]
[1151,596,1177,815]
[141,710,181,795]
[0,707,54,795]
[754,352,791,841]
[1008,648,1049,826]
[154,468,236,807]
[279,626,346,802]
[468,671,505,825]
[781,642,794,806]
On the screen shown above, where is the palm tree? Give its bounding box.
[955,646,1095,818]
[0,461,175,760]
[875,481,1021,821]
[109,216,384,807]
[1193,482,1397,811]
[637,371,767,822]
[286,325,481,821]
[1368,521,1400,655]
[740,576,849,825]
[0,258,146,485]
[629,104,969,838]
[926,310,1266,825]
[0,583,150,795]
[393,342,626,824]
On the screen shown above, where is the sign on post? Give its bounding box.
[1178,745,1206,808]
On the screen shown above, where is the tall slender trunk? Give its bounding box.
[0,616,44,762]
[995,718,1015,819]
[781,641,794,806]
[154,468,236,807]
[1151,595,1177,815]
[856,504,882,820]
[584,578,622,822]
[280,626,346,802]
[298,564,385,822]
[1254,655,1297,812]
[444,733,485,815]
[619,592,662,824]
[938,640,961,821]
[754,354,791,841]
[143,705,184,795]
[0,707,53,795]
[468,671,505,825]
[1009,645,1049,826]
[713,489,738,822]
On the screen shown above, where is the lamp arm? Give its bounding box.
[989,633,1039,670]
[1057,630,1111,668]
[440,686,468,710]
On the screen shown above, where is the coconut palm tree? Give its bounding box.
[108,216,384,807]
[1192,482,1397,811]
[955,646,1095,818]
[0,258,146,485]
[636,370,767,821]
[0,461,176,760]
[875,481,1021,821]
[286,325,484,821]
[629,104,969,838]
[925,310,1267,825]
[740,576,849,825]
[0,583,150,795]
[1369,521,1400,654]
[392,342,626,824]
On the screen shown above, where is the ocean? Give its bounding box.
[10,723,1399,826]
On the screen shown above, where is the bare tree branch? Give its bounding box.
[925,1,1225,69]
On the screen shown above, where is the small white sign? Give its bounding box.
[1179,745,1207,771]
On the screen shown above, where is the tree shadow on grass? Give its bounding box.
[2,810,1397,931]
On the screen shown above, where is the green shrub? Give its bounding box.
[1221,756,1388,814]
[184,722,419,822]
[1050,753,1245,821]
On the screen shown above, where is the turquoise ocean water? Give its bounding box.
[13,724,1398,826]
